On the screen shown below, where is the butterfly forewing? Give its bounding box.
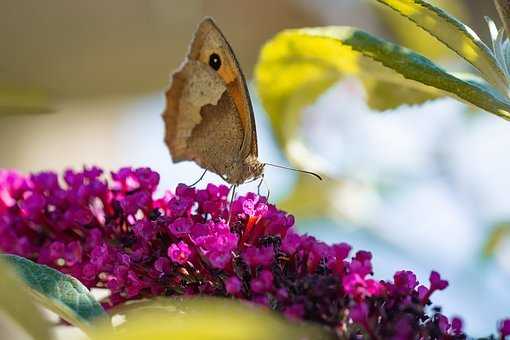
[162,18,263,185]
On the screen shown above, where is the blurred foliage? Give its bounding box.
[278,174,338,219]
[277,173,369,223]
[1,255,107,331]
[92,297,336,340]
[0,256,52,340]
[483,221,510,258]
[0,88,52,116]
[0,257,336,339]
[255,0,510,219]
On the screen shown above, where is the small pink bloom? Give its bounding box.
[225,276,242,295]
[168,241,191,264]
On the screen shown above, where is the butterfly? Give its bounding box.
[162,18,321,186]
[162,17,263,186]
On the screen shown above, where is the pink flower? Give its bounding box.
[208,251,232,269]
[429,270,449,291]
[154,257,171,273]
[242,245,273,267]
[393,270,418,294]
[167,241,191,264]
[499,318,510,337]
[350,303,369,323]
[250,270,273,293]
[349,250,373,278]
[281,231,301,254]
[283,304,305,320]
[0,166,492,338]
[169,217,192,237]
[224,276,241,295]
[343,273,385,301]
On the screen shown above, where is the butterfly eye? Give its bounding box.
[208,53,222,71]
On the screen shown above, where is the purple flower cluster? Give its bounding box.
[0,167,508,339]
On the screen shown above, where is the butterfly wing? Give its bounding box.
[189,18,258,159]
[164,60,225,162]
[163,18,260,183]
[164,59,246,177]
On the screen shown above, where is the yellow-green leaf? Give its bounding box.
[277,173,356,221]
[376,0,469,60]
[483,221,510,258]
[1,254,107,331]
[375,0,508,94]
[0,257,52,340]
[93,296,336,340]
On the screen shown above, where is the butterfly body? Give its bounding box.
[163,18,263,185]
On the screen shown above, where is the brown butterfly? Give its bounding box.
[162,18,320,186]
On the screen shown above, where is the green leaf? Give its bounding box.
[255,27,510,155]
[376,0,470,60]
[0,257,52,340]
[0,89,53,116]
[93,296,336,340]
[1,254,107,330]
[375,0,508,94]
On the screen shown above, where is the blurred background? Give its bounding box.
[1,0,509,337]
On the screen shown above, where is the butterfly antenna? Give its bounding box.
[263,163,323,181]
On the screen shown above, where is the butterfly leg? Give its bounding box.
[227,184,237,224]
[257,175,270,200]
[188,169,207,187]
[257,175,264,195]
